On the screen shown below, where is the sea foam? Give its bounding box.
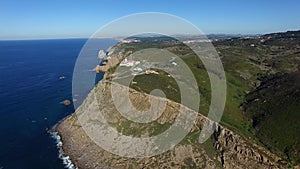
[51,131,77,169]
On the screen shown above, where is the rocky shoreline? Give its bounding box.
[51,44,130,169]
[50,129,77,169]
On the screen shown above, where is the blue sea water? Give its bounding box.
[0,39,117,169]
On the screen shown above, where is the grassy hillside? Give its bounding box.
[243,71,300,164]
[112,31,300,165]
[216,31,300,165]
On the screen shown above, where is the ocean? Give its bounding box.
[0,39,117,169]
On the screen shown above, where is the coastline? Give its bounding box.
[50,43,288,169]
[50,129,77,169]
[50,43,127,169]
[50,113,79,169]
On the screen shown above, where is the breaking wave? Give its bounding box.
[51,130,77,169]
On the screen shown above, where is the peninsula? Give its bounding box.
[55,32,300,168]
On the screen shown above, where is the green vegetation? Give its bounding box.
[130,70,181,103]
[111,31,300,164]
[243,71,300,164]
[216,31,300,164]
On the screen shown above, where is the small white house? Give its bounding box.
[171,62,178,66]
[120,58,135,67]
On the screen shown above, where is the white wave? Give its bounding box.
[50,131,78,169]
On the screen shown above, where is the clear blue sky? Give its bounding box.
[1,0,299,39]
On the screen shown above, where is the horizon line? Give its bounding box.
[0,29,299,41]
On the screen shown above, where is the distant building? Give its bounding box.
[133,67,143,72]
[145,69,159,75]
[171,62,178,66]
[120,58,141,67]
[121,39,141,43]
[120,58,134,67]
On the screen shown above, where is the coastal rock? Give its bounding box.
[98,50,106,59]
[93,53,126,73]
[59,75,66,80]
[60,99,71,106]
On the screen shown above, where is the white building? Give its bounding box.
[120,58,135,67]
[171,62,178,66]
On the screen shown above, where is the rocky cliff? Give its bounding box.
[201,119,287,168]
[56,79,287,169]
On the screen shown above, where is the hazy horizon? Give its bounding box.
[1,0,300,40]
[1,28,300,41]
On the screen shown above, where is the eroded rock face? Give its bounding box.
[208,121,287,169]
[56,81,287,169]
[93,44,130,73]
[57,81,218,168]
[94,54,124,73]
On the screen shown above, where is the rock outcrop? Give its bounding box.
[201,120,287,169]
[60,99,71,106]
[94,45,129,73]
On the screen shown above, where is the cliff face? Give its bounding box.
[203,120,286,169]
[56,80,287,169]
[93,48,125,73]
[56,81,219,169]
